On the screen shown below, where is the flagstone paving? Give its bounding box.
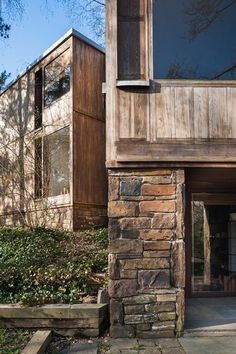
[59,336,236,354]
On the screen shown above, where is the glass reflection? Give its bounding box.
[192,200,236,293]
[153,0,236,80]
[44,50,71,106]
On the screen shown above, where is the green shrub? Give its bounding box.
[0,227,108,305]
[0,329,32,354]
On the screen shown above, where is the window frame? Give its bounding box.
[151,0,236,82]
[116,0,152,86]
[34,125,71,201]
[44,49,71,107]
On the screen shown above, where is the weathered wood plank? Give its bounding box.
[117,139,236,162]
[174,87,194,139]
[21,330,52,354]
[209,87,231,138]
[227,88,236,138]
[154,86,174,139]
[0,304,108,319]
[0,318,101,329]
[114,84,236,163]
[193,87,209,139]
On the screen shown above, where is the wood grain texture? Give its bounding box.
[117,139,236,162]
[72,35,107,226]
[21,330,52,354]
[106,0,236,165]
[73,111,107,206]
[73,37,105,121]
[112,84,236,163]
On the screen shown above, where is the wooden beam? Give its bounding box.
[21,330,52,354]
[117,140,236,162]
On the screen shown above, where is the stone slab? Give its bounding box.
[110,338,138,350]
[158,338,181,348]
[179,337,236,354]
[61,343,98,354]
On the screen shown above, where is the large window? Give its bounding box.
[44,127,70,197]
[192,196,236,294]
[34,137,42,198]
[34,127,70,198]
[44,50,71,106]
[153,0,236,80]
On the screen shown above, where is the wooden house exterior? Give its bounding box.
[0,29,107,230]
[106,0,236,338]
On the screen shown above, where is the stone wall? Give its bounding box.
[108,169,185,338]
[0,206,73,230]
[0,204,108,231]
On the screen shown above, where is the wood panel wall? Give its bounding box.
[115,82,236,162]
[73,36,107,207]
[118,84,236,141]
[106,0,236,165]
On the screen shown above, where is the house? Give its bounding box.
[106,0,236,338]
[0,29,107,230]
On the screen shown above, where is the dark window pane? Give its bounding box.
[35,138,42,198]
[34,69,42,129]
[153,0,236,80]
[44,50,71,106]
[117,0,147,80]
[44,127,70,197]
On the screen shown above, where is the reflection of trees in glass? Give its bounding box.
[44,127,70,197]
[167,62,200,79]
[44,50,70,106]
[185,0,236,79]
[154,0,236,79]
[193,202,204,275]
[185,0,236,40]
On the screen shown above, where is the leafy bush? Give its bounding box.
[0,227,108,305]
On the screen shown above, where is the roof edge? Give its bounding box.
[0,28,105,96]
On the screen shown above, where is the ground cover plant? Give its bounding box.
[0,329,32,354]
[0,227,108,305]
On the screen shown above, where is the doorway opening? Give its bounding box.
[185,168,236,332]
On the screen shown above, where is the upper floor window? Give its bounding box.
[153,0,236,80]
[34,69,43,129]
[44,50,71,106]
[117,0,148,80]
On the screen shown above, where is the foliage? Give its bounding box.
[56,0,105,43]
[0,17,10,39]
[0,70,10,90]
[0,227,108,305]
[0,329,32,354]
[98,342,111,354]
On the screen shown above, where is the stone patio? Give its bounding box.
[59,336,236,354]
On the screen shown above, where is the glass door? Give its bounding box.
[190,194,236,296]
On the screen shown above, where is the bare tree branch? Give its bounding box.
[55,0,105,43]
[185,0,236,40]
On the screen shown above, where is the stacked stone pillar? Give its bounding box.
[108,169,185,338]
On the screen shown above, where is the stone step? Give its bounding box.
[183,330,236,337]
[60,343,98,354]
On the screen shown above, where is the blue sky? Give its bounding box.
[0,0,96,85]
